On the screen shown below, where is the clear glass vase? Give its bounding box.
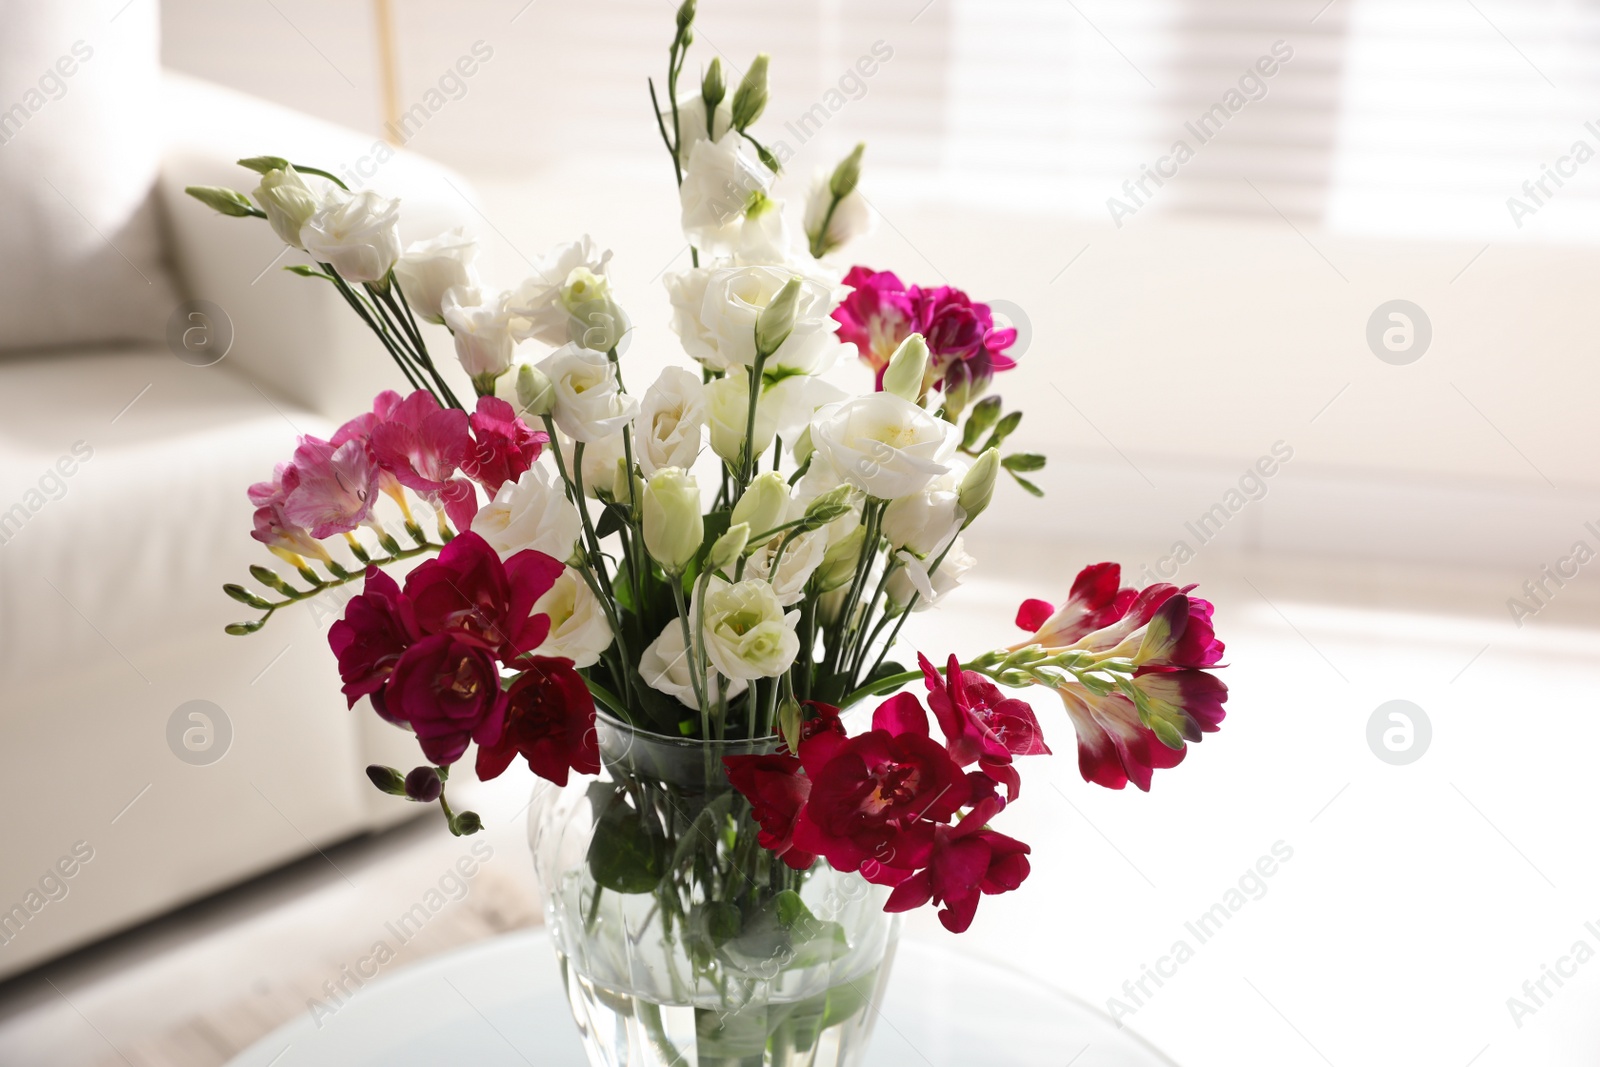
[528,710,899,1067]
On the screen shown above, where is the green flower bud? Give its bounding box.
[732,471,791,544]
[707,522,751,572]
[642,467,703,574]
[236,155,292,175]
[516,363,554,417]
[800,484,854,529]
[252,166,319,248]
[365,764,407,796]
[829,142,866,200]
[882,333,930,403]
[958,448,1000,527]
[755,275,803,359]
[185,185,257,219]
[814,526,865,592]
[731,54,770,131]
[676,0,696,31]
[702,57,726,111]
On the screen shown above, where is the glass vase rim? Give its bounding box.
[595,707,782,753]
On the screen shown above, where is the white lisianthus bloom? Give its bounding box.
[680,134,774,257]
[535,344,639,442]
[301,188,403,284]
[470,464,582,562]
[529,567,613,668]
[882,462,968,559]
[695,577,801,681]
[811,392,957,500]
[733,194,793,268]
[887,537,976,613]
[767,374,848,443]
[705,370,780,465]
[637,367,706,475]
[508,237,613,345]
[641,623,747,709]
[253,166,321,249]
[745,525,828,607]
[701,266,844,375]
[442,289,516,385]
[394,228,480,323]
[803,174,872,257]
[663,268,722,368]
[575,430,628,501]
[665,93,733,168]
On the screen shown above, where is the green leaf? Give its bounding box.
[1010,473,1044,497]
[587,790,664,894]
[1001,452,1046,473]
[982,410,1023,453]
[960,395,1003,451]
[595,503,626,539]
[236,155,290,174]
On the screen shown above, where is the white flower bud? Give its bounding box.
[732,471,790,544]
[958,448,1000,527]
[252,166,320,249]
[642,467,703,574]
[882,333,930,404]
[755,275,803,360]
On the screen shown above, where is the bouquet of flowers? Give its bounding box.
[189,4,1228,1061]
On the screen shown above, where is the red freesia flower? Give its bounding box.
[368,390,479,531]
[723,752,817,871]
[387,632,506,765]
[463,395,547,495]
[792,693,968,873]
[1013,562,1139,650]
[403,532,562,660]
[328,566,418,717]
[883,796,1031,933]
[475,657,598,786]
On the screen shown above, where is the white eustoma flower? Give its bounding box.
[663,268,722,368]
[535,344,639,442]
[882,462,967,559]
[470,464,581,562]
[530,567,613,668]
[810,392,957,500]
[704,370,780,465]
[394,227,480,323]
[733,195,793,268]
[442,289,515,384]
[637,367,706,475]
[803,174,872,257]
[665,93,733,168]
[694,577,801,681]
[253,166,320,249]
[745,525,828,607]
[680,134,773,257]
[576,429,629,501]
[300,188,402,284]
[700,266,844,375]
[641,623,747,709]
[887,537,976,613]
[508,237,613,345]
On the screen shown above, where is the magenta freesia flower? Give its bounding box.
[883,795,1031,933]
[832,267,1019,412]
[403,531,563,660]
[463,395,547,494]
[368,390,479,531]
[387,632,506,765]
[722,752,817,871]
[328,566,418,718]
[920,652,1049,800]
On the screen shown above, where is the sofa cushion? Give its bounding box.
[0,2,179,352]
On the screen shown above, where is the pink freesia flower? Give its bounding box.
[883,795,1031,933]
[368,391,479,531]
[920,652,1049,800]
[464,395,547,494]
[403,531,563,661]
[248,463,329,562]
[282,435,377,539]
[331,390,405,448]
[832,266,918,375]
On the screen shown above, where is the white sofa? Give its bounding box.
[0,10,480,980]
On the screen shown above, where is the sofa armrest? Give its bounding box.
[158,71,477,420]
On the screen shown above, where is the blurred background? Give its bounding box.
[1,1,1597,1065]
